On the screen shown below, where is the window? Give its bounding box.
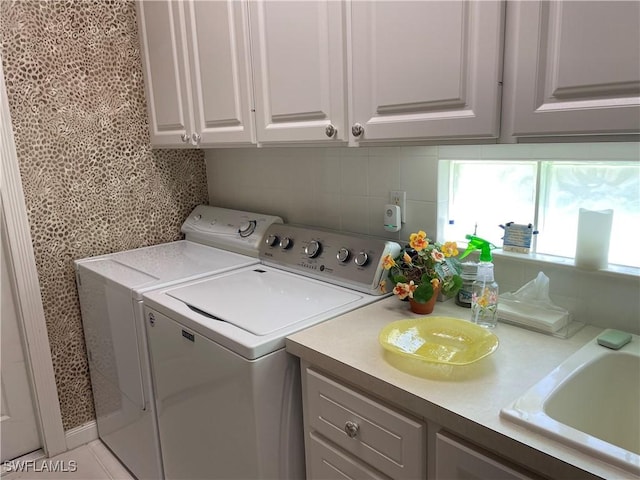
[446,161,640,268]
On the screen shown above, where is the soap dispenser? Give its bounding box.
[459,235,499,328]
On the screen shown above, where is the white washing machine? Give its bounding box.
[142,224,401,480]
[74,206,282,479]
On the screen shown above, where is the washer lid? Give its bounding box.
[78,241,257,295]
[167,267,363,336]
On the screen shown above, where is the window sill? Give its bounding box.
[491,249,640,280]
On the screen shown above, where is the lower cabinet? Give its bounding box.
[302,364,425,480]
[301,362,540,480]
[435,431,539,480]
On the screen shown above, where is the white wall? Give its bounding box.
[205,143,640,335]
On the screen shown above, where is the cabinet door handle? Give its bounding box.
[344,420,359,438]
[191,132,201,146]
[181,133,190,143]
[325,124,337,138]
[351,123,364,138]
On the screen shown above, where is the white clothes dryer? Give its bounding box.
[142,224,401,480]
[74,206,282,479]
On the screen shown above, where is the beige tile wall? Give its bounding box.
[206,146,446,242]
[1,1,207,429]
[206,143,640,334]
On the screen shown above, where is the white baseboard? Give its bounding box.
[1,421,98,476]
[65,420,98,451]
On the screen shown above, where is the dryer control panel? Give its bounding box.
[259,224,401,295]
[182,205,283,257]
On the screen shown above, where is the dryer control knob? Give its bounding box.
[354,251,369,266]
[305,240,322,258]
[280,237,293,250]
[337,247,350,263]
[265,234,279,247]
[238,220,256,237]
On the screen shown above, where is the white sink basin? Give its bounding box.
[501,330,640,475]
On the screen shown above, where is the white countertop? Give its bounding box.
[286,297,636,480]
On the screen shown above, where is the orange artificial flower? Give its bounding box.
[409,230,428,251]
[431,250,445,263]
[393,281,417,300]
[442,241,459,258]
[382,254,397,270]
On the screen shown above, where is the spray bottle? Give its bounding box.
[459,235,499,328]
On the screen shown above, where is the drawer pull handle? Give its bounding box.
[325,123,337,138]
[344,420,359,438]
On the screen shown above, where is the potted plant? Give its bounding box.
[381,230,462,314]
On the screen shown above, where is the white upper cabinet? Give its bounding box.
[185,1,255,145]
[349,1,505,144]
[501,1,640,140]
[137,0,254,147]
[137,1,190,146]
[249,0,347,144]
[137,0,637,147]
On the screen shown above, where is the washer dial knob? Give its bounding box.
[280,237,293,250]
[238,220,256,237]
[354,251,369,266]
[305,240,322,258]
[337,247,350,263]
[265,234,279,247]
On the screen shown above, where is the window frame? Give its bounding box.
[443,159,640,272]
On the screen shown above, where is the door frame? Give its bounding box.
[1,58,66,458]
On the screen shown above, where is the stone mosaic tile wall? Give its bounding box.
[1,0,207,430]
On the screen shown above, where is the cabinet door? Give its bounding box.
[137,0,193,147]
[249,0,347,144]
[436,432,538,480]
[184,0,255,145]
[350,1,504,143]
[502,1,640,140]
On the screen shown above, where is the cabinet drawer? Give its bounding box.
[307,431,390,480]
[304,368,425,479]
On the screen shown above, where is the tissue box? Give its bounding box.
[498,294,570,333]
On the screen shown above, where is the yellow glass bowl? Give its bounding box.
[379,316,499,366]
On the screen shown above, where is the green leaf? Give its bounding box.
[393,274,408,284]
[413,283,434,303]
[441,275,463,297]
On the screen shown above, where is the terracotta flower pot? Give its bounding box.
[409,287,439,314]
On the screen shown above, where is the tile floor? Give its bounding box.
[2,440,133,479]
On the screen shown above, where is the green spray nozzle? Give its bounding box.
[459,235,496,262]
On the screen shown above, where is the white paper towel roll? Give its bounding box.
[574,208,613,270]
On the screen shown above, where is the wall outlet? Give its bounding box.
[389,190,406,223]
